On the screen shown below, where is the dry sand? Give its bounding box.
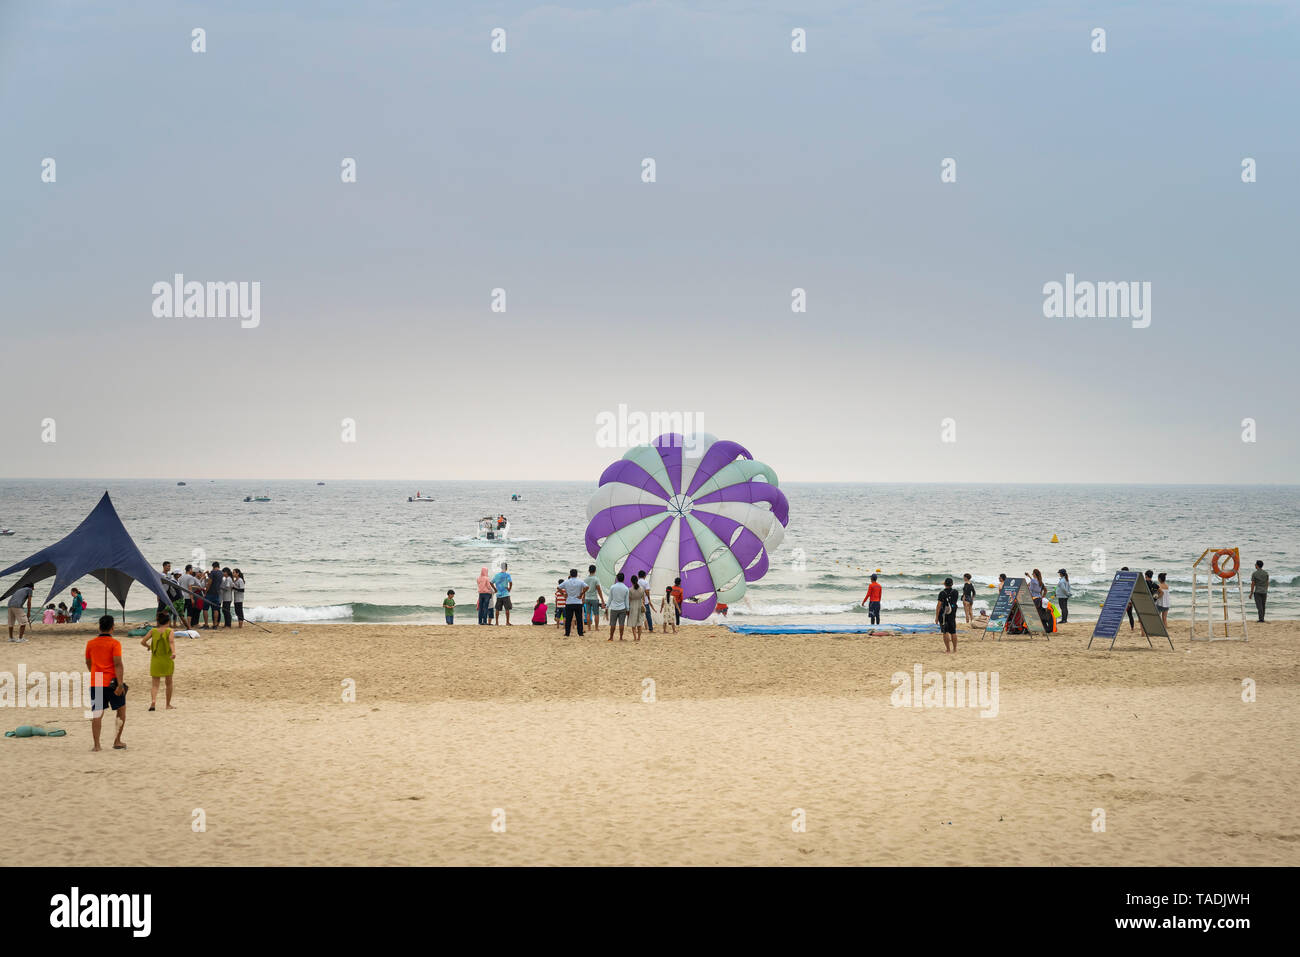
[2,616,1297,865]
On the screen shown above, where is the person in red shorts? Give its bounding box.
[85,615,127,751]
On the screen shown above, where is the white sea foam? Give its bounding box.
[247,604,353,622]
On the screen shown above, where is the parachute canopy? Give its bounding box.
[585,433,789,619]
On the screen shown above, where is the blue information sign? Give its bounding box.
[1093,570,1138,641]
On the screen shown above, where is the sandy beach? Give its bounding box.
[1,616,1296,866]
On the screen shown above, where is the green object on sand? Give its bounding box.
[127,626,150,637]
[5,726,67,738]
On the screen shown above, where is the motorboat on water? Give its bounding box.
[243,494,271,503]
[477,516,509,540]
[177,481,186,486]
[0,529,13,536]
[408,491,435,502]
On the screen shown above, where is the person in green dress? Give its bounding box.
[140,610,177,711]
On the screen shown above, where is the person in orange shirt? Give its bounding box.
[671,578,684,626]
[84,614,127,751]
[862,574,883,625]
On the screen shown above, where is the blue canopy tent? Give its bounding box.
[0,491,172,620]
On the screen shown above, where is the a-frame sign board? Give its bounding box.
[982,577,1046,640]
[1089,570,1173,650]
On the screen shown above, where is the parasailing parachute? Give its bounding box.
[585,433,790,620]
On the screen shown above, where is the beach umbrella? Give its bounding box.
[585,433,789,619]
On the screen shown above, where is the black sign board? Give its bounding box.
[1089,570,1172,650]
[983,577,1046,639]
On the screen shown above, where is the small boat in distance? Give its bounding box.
[408,491,435,502]
[0,529,14,536]
[317,482,325,486]
[243,494,272,503]
[177,481,186,486]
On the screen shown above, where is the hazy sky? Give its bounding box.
[2,0,1297,483]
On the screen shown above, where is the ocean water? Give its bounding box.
[0,480,1296,625]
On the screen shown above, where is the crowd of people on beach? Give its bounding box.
[156,560,248,630]
[858,559,1273,655]
[461,562,686,641]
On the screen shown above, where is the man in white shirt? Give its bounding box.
[562,568,588,637]
[606,572,630,642]
[179,565,202,626]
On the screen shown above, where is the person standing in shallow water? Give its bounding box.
[861,574,882,626]
[476,568,493,625]
[1250,560,1269,622]
[961,574,975,625]
[936,577,960,653]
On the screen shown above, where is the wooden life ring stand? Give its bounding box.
[1211,548,1240,580]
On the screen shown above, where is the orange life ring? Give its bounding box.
[1211,548,1239,579]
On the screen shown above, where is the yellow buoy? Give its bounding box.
[875,568,882,573]
[1050,534,1059,543]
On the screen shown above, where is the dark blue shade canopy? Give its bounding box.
[0,492,171,609]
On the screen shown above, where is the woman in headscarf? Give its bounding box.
[476,567,494,625]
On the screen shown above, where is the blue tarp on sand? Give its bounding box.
[0,492,173,609]
[726,623,940,635]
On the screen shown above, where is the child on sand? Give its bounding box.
[659,587,678,634]
[532,596,548,625]
[56,602,68,623]
[42,604,56,624]
[554,579,566,629]
[443,589,456,624]
[140,610,176,711]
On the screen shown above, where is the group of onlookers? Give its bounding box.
[466,562,687,641]
[159,560,246,629]
[7,585,88,641]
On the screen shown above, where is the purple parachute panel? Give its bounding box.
[691,482,790,527]
[585,503,669,557]
[684,440,752,498]
[597,459,670,499]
